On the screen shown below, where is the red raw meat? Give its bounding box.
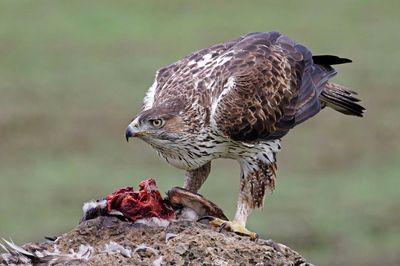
[106,179,175,222]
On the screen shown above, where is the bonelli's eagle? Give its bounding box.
[125,32,364,238]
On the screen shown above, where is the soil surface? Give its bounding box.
[1,216,313,265]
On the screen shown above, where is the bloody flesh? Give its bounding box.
[106,179,175,222]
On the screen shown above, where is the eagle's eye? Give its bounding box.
[149,118,165,128]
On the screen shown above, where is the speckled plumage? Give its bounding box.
[126,32,364,226]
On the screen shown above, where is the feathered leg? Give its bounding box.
[201,161,277,240]
[235,161,277,225]
[183,162,211,193]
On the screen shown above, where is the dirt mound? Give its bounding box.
[1,216,313,265]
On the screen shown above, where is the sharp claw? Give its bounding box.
[218,222,227,233]
[254,233,259,242]
[197,216,215,223]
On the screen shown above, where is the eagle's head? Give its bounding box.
[124,99,215,170]
[125,103,187,148]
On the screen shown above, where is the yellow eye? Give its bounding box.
[150,119,164,128]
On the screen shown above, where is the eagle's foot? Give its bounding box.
[197,216,258,240]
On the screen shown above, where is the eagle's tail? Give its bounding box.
[319,82,365,117]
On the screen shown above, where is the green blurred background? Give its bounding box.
[1,1,399,265]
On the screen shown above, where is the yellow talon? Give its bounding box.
[198,216,259,240]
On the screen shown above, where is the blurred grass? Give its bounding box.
[0,1,399,265]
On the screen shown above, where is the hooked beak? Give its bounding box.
[125,120,144,142]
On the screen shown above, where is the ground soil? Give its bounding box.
[1,216,313,265]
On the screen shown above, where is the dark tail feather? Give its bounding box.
[319,82,365,117]
[312,55,352,65]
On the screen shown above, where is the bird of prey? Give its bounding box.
[125,32,364,239]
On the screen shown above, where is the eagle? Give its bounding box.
[125,32,365,238]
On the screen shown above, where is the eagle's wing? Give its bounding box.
[213,32,336,141]
[143,36,246,110]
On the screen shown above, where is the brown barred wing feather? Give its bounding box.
[214,33,332,141]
